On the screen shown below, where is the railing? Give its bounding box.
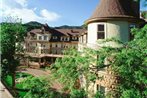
[25,52,64,58]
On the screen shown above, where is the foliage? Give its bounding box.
[94,91,105,98]
[23,21,43,31]
[22,76,50,98]
[3,73,32,97]
[3,73,32,87]
[114,25,147,97]
[51,24,147,98]
[22,76,68,98]
[141,11,147,19]
[70,89,87,98]
[1,17,26,89]
[51,48,94,89]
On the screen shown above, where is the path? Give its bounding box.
[0,81,13,98]
[18,68,50,77]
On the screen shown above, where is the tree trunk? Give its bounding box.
[12,72,16,90]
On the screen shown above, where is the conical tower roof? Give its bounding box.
[85,0,144,24]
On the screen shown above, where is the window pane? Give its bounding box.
[39,36,42,40]
[97,32,105,39]
[44,36,47,40]
[98,25,104,31]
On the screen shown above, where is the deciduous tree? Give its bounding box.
[1,17,26,89]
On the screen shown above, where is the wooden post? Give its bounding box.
[39,58,41,68]
[43,57,46,66]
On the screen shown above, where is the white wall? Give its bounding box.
[88,23,101,44]
[87,21,130,46]
[107,21,129,42]
[37,34,51,41]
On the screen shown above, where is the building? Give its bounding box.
[23,0,146,96]
[79,0,145,97]
[24,24,85,68]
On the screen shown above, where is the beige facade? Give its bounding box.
[25,25,84,68]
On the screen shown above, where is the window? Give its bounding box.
[61,37,63,41]
[44,35,48,40]
[64,37,66,41]
[97,84,105,97]
[41,50,44,53]
[75,37,77,40]
[97,24,105,39]
[53,36,57,39]
[39,36,42,40]
[82,36,83,43]
[67,37,70,41]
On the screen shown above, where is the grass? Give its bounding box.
[3,72,33,98]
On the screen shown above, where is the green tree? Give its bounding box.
[22,76,68,98]
[115,25,147,97]
[22,77,51,98]
[1,18,26,89]
[51,25,147,98]
[51,48,93,97]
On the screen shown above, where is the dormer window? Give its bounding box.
[97,24,105,39]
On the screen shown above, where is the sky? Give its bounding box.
[0,0,147,27]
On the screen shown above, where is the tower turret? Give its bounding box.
[86,0,145,46]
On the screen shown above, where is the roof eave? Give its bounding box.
[85,17,145,25]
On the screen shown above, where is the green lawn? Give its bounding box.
[4,72,33,98]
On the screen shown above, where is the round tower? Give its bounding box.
[85,0,145,46]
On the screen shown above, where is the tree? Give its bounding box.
[1,17,26,89]
[114,25,147,97]
[51,48,92,97]
[51,24,147,98]
[22,76,69,98]
[22,77,51,98]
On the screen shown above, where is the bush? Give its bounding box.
[70,89,87,98]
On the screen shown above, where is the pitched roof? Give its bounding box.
[28,24,86,37]
[55,29,86,36]
[85,0,144,24]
